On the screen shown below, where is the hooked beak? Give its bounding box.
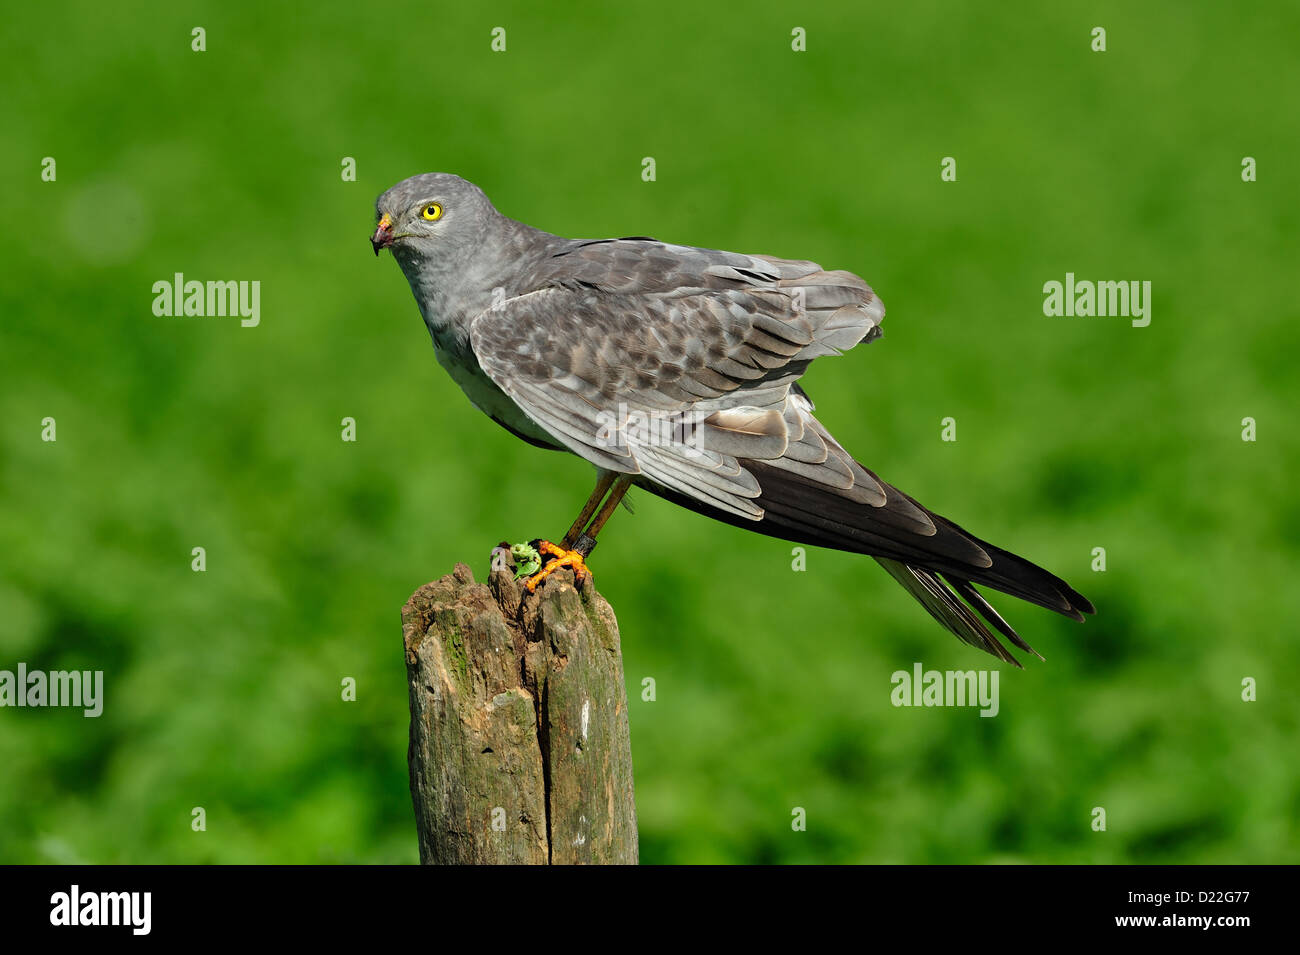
[371,213,395,256]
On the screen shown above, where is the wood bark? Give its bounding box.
[403,560,638,864]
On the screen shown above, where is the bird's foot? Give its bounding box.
[524,539,591,592]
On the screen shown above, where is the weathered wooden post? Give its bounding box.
[402,559,638,864]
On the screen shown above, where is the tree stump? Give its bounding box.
[402,559,638,864]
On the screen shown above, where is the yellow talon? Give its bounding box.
[525,540,591,592]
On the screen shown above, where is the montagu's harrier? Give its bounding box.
[372,173,1094,666]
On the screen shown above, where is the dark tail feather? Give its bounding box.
[875,558,1032,668]
[922,512,1096,622]
[633,468,1094,665]
[946,575,1045,661]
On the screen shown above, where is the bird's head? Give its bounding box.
[371,172,497,262]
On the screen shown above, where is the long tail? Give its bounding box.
[748,461,1094,667]
[636,460,1095,666]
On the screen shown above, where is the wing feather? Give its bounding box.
[470,248,884,518]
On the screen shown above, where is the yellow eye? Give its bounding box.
[421,203,443,221]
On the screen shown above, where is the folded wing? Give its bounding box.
[471,240,885,520]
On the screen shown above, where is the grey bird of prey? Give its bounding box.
[372,172,1094,666]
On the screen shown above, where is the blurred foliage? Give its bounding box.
[1,0,1297,863]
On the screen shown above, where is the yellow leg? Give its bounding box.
[582,477,631,543]
[560,471,617,549]
[525,476,632,592]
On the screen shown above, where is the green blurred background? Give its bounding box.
[2,0,1297,863]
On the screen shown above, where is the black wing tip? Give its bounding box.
[977,540,1098,623]
[1052,585,1095,621]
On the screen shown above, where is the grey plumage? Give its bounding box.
[373,172,1094,666]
